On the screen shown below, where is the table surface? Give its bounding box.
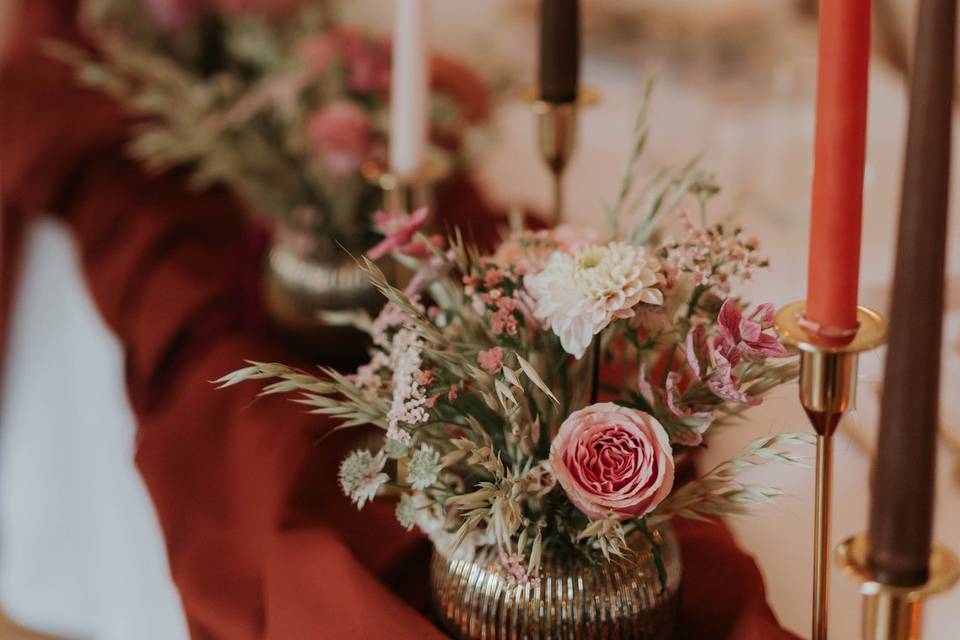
[2,3,960,638]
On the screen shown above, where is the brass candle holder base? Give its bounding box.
[520,85,600,225]
[775,301,888,640]
[837,534,960,640]
[362,153,451,213]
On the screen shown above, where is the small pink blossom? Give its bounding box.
[447,385,459,401]
[367,208,430,261]
[491,302,519,336]
[498,551,540,588]
[477,347,504,374]
[550,403,674,521]
[415,370,436,386]
[483,268,503,288]
[307,100,372,177]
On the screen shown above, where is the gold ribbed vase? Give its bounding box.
[429,524,682,640]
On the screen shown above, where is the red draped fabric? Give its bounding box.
[0,3,799,638]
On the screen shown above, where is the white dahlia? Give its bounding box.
[524,242,664,358]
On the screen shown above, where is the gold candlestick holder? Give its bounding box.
[362,153,451,213]
[775,301,888,640]
[837,534,959,640]
[521,86,599,225]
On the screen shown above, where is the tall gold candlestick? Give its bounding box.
[523,86,598,225]
[775,301,887,640]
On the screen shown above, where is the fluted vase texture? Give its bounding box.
[430,524,682,640]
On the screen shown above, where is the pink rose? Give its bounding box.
[143,0,206,30]
[213,0,302,16]
[550,403,674,521]
[306,101,372,177]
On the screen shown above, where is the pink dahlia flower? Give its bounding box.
[550,403,674,521]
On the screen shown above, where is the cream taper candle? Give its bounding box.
[389,0,429,180]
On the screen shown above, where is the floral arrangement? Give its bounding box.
[52,0,491,252]
[217,102,808,585]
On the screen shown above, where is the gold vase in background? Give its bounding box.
[262,227,388,361]
[430,524,682,640]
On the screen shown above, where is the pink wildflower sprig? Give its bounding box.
[498,550,541,588]
[659,211,769,296]
[463,259,532,342]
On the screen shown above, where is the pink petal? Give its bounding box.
[739,333,789,358]
[706,352,760,406]
[366,236,400,261]
[684,324,708,379]
[717,298,742,345]
[752,303,776,328]
[665,372,690,417]
[636,363,657,407]
[739,318,763,343]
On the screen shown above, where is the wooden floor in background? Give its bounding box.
[0,608,64,640]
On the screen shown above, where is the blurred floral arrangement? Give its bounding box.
[51,0,491,252]
[218,100,809,584]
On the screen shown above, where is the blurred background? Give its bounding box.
[2,1,959,638]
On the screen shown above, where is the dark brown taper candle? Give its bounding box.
[538,0,580,103]
[868,0,956,587]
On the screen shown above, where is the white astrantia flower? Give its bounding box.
[338,449,389,509]
[395,492,419,530]
[524,241,664,358]
[412,494,494,562]
[407,444,442,490]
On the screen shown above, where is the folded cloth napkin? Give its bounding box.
[0,3,798,638]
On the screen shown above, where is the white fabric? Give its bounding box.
[0,218,189,639]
